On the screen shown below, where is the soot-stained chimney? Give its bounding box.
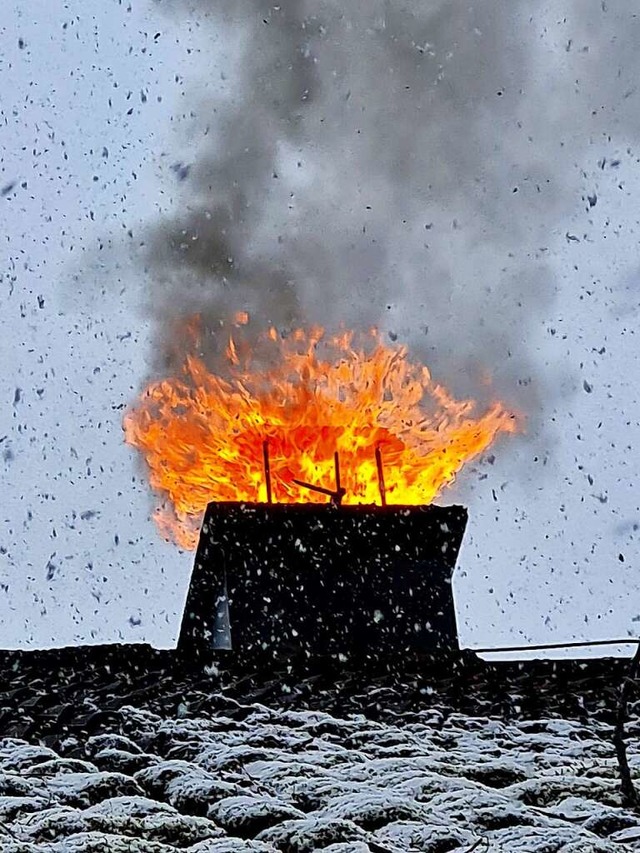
[178,501,468,670]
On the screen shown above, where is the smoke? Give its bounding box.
[142,0,637,421]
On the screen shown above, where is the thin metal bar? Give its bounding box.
[262,440,272,504]
[472,637,640,654]
[293,453,346,505]
[375,445,387,506]
[333,451,345,506]
[292,478,336,499]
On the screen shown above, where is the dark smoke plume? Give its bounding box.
[143,1,639,424]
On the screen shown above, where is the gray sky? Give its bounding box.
[2,0,640,655]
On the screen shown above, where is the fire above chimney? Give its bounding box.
[124,324,515,551]
[178,501,468,671]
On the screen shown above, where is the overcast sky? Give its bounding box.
[2,0,640,656]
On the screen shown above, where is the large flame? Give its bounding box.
[124,324,518,549]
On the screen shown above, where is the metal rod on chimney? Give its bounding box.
[262,440,273,504]
[293,454,346,505]
[292,479,336,499]
[333,451,346,506]
[375,445,387,507]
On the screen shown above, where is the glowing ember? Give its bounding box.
[124,325,518,549]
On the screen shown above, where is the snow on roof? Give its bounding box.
[0,695,637,851]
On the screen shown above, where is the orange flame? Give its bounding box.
[124,325,518,549]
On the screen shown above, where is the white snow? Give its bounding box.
[0,698,639,851]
